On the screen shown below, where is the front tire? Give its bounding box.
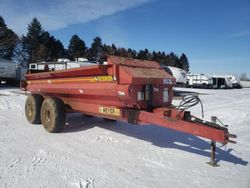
[25,94,43,124]
[41,97,66,133]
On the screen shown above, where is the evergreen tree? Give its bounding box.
[90,36,102,61]
[151,51,158,61]
[22,18,45,63]
[144,48,150,60]
[68,34,86,60]
[169,52,179,67]
[179,53,190,72]
[37,31,50,61]
[137,49,150,60]
[22,18,65,63]
[127,48,136,58]
[0,16,18,59]
[54,40,66,59]
[137,50,144,59]
[101,44,111,55]
[111,44,117,54]
[163,54,172,65]
[44,32,65,61]
[100,44,111,61]
[131,49,137,58]
[116,47,128,57]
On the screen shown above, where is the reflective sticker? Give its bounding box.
[163,78,172,84]
[26,76,113,84]
[99,107,120,116]
[97,76,113,82]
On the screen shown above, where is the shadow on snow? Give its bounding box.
[64,113,248,166]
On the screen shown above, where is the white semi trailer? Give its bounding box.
[224,75,241,88]
[212,75,233,89]
[161,65,187,87]
[0,58,27,85]
[0,59,17,84]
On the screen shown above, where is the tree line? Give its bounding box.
[0,16,190,72]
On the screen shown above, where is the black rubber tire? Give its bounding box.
[25,94,43,124]
[40,97,66,133]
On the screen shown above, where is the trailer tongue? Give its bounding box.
[24,56,236,165]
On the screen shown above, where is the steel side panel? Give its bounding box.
[27,81,140,108]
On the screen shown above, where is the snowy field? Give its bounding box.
[0,87,250,188]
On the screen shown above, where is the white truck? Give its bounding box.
[186,73,213,88]
[161,65,187,87]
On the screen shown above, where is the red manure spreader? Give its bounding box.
[24,56,236,165]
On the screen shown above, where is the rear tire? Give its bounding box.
[41,97,66,133]
[25,94,43,124]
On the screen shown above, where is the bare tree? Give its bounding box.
[239,73,249,81]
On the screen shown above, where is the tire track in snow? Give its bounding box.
[30,155,47,170]
[0,157,24,187]
[0,97,11,110]
[24,149,97,187]
[95,135,119,145]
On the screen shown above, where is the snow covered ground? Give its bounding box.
[0,87,249,188]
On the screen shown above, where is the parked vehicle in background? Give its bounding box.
[0,58,27,85]
[0,59,16,84]
[29,61,80,71]
[224,75,242,88]
[161,65,187,87]
[212,75,233,89]
[29,58,96,72]
[240,81,250,88]
[186,73,213,88]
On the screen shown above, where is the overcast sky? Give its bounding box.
[1,0,249,76]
